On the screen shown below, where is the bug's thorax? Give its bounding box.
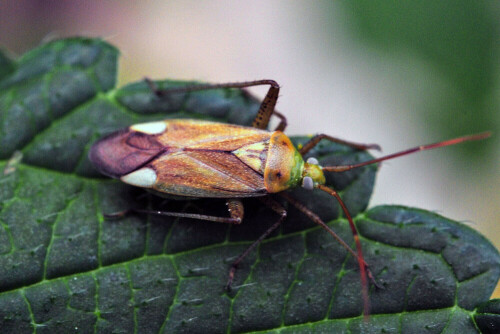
[263,131,304,193]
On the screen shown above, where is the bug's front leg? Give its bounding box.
[226,196,287,291]
[270,110,287,132]
[299,134,381,155]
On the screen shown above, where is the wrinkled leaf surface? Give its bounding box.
[0,38,498,334]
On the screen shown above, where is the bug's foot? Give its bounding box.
[368,273,385,290]
[367,143,382,151]
[225,266,237,292]
[372,278,385,290]
[365,266,384,290]
[144,77,166,97]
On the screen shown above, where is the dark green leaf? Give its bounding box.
[474,299,500,334]
[0,38,498,333]
[0,49,16,81]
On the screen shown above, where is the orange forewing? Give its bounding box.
[121,120,273,198]
[151,151,267,198]
[155,120,271,151]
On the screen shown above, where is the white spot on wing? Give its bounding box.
[131,121,167,134]
[121,168,157,187]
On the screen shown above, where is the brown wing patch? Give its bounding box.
[150,150,266,198]
[89,130,164,178]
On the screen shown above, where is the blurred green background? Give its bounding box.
[1,1,498,296]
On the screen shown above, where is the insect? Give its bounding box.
[89,79,490,317]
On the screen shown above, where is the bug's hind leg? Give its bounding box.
[144,78,282,130]
[250,81,280,130]
[104,200,244,224]
[299,134,381,156]
[226,196,287,291]
[226,199,244,223]
[271,110,287,132]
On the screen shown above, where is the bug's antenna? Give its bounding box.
[281,191,372,319]
[322,132,491,172]
[316,184,370,319]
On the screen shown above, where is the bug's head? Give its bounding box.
[301,157,325,190]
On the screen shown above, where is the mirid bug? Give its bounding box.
[89,79,490,317]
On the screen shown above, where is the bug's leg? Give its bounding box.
[281,191,380,318]
[144,78,281,130]
[272,110,288,132]
[104,207,242,224]
[250,81,280,130]
[226,196,287,291]
[145,78,279,98]
[226,199,244,223]
[322,132,492,173]
[299,134,381,155]
[279,192,379,286]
